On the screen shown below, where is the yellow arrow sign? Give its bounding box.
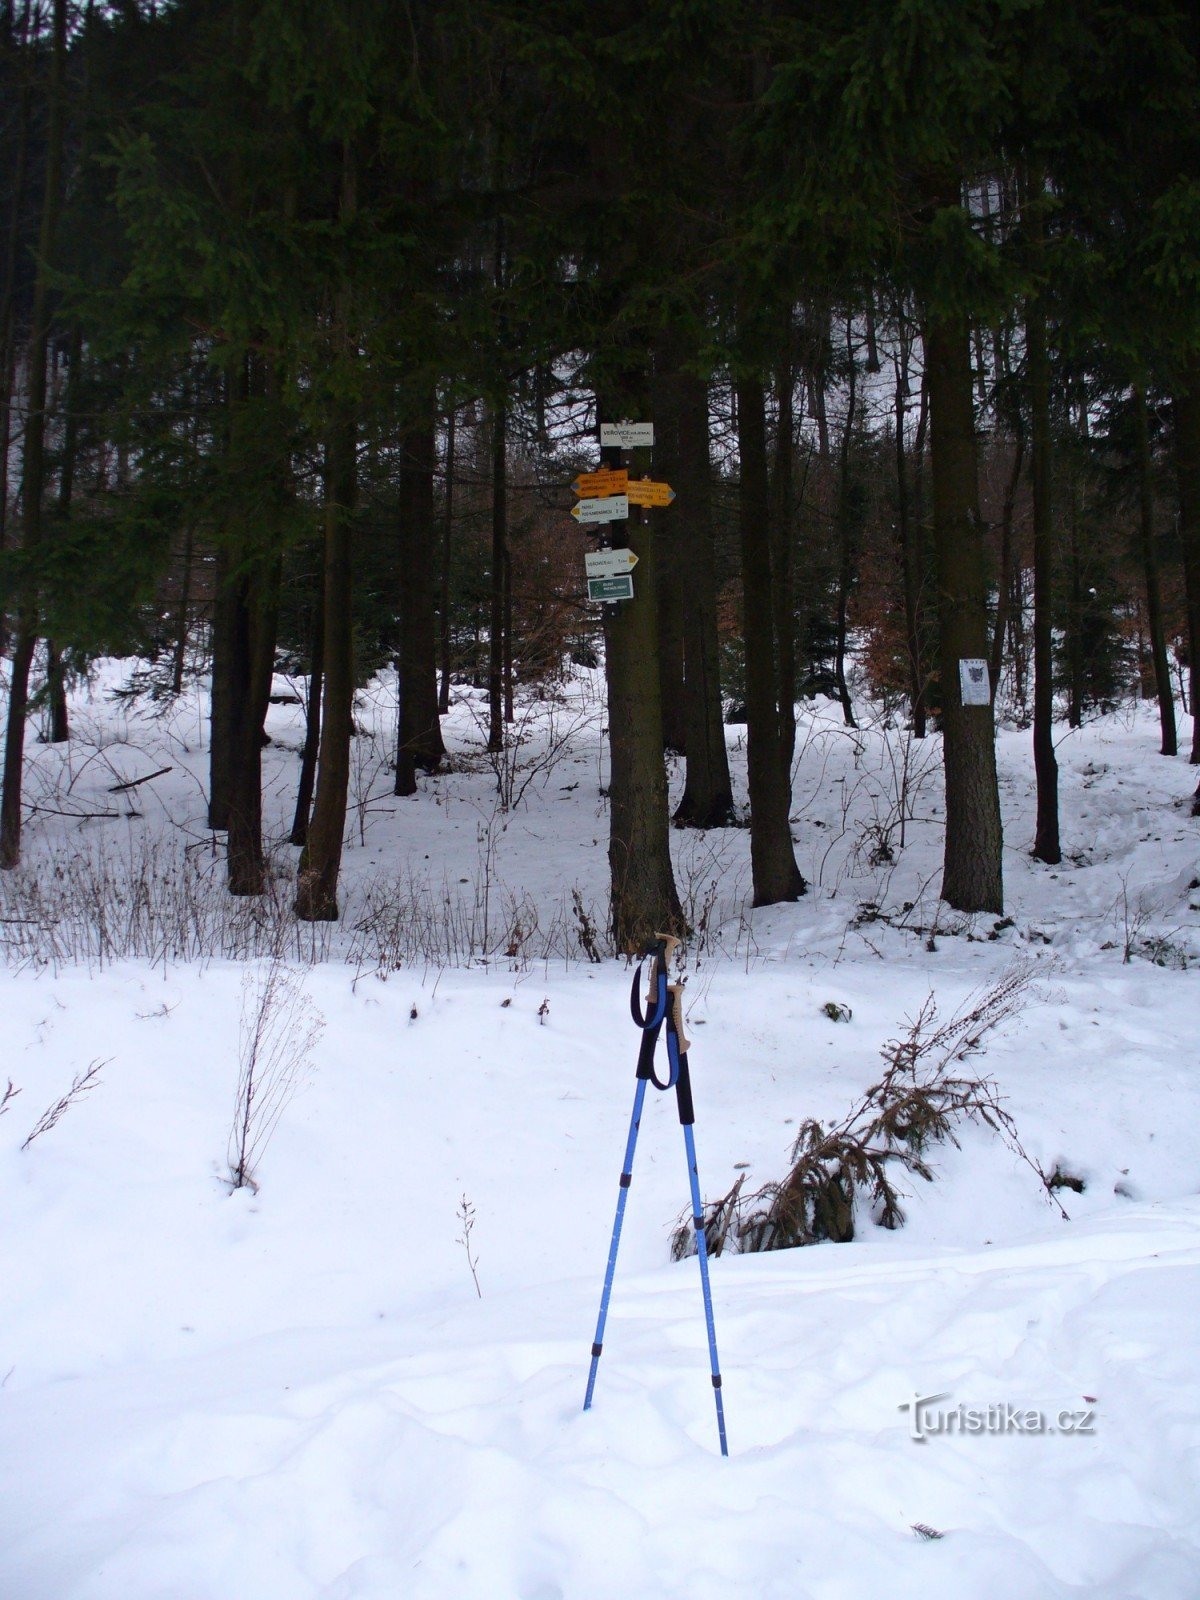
[572,468,628,499]
[626,478,676,508]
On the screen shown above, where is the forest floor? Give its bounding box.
[1,660,1198,1599]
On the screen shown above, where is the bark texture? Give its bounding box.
[925,309,1005,911]
[736,374,805,906]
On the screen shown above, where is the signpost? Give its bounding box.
[626,478,675,508]
[585,547,639,579]
[600,422,655,449]
[572,468,628,499]
[571,494,629,525]
[588,574,635,603]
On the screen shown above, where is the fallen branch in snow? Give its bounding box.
[29,804,122,821]
[0,1079,19,1119]
[22,1060,108,1150]
[674,965,1065,1259]
[106,765,173,793]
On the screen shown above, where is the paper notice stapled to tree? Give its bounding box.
[959,659,991,706]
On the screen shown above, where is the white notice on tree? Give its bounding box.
[959,658,991,706]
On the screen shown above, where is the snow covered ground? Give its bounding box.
[1,662,1199,1598]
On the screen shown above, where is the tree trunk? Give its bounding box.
[651,348,687,755]
[171,517,195,697]
[290,568,324,847]
[488,391,506,752]
[438,405,455,715]
[296,417,355,920]
[208,539,236,830]
[0,0,65,869]
[925,305,1004,911]
[1134,384,1176,757]
[673,370,734,827]
[600,401,683,951]
[736,373,805,906]
[0,2,32,657]
[770,353,797,771]
[833,322,858,728]
[1028,277,1061,862]
[1172,354,1200,776]
[989,422,1025,703]
[225,544,279,896]
[42,320,81,745]
[893,312,927,737]
[394,404,444,795]
[297,145,358,921]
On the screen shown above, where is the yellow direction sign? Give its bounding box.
[572,468,628,499]
[626,478,676,508]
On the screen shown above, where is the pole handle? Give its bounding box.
[668,983,690,1054]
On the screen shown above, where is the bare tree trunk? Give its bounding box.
[43,320,81,745]
[989,421,1025,703]
[395,400,444,795]
[893,309,927,736]
[296,145,358,921]
[673,370,734,827]
[600,389,683,950]
[488,391,506,752]
[1174,353,1200,782]
[651,344,686,755]
[0,0,32,658]
[1028,262,1061,863]
[833,318,858,728]
[736,372,805,906]
[1,0,65,868]
[290,565,324,847]
[437,405,455,715]
[1133,383,1176,756]
[296,415,355,920]
[925,293,1004,912]
[771,350,797,771]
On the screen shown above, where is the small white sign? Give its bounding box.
[959,658,991,706]
[571,494,629,524]
[585,547,638,578]
[599,422,654,448]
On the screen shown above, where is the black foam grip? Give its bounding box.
[675,1057,695,1125]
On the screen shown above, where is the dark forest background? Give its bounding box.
[2,0,1198,945]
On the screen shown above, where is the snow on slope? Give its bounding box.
[0,664,1198,1598]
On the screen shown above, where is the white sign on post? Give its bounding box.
[571,494,629,525]
[585,547,639,579]
[959,658,991,706]
[599,422,654,449]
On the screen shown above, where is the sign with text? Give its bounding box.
[588,574,635,603]
[585,547,639,578]
[959,658,991,706]
[626,478,676,508]
[572,468,628,499]
[571,494,629,524]
[599,422,654,449]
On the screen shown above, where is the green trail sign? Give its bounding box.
[588,574,635,604]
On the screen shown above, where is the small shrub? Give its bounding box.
[674,966,1061,1257]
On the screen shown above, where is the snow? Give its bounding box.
[1,662,1198,1598]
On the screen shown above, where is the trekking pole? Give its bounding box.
[583,937,670,1413]
[583,936,729,1456]
[662,982,728,1456]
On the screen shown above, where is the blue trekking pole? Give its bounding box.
[583,935,728,1456]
